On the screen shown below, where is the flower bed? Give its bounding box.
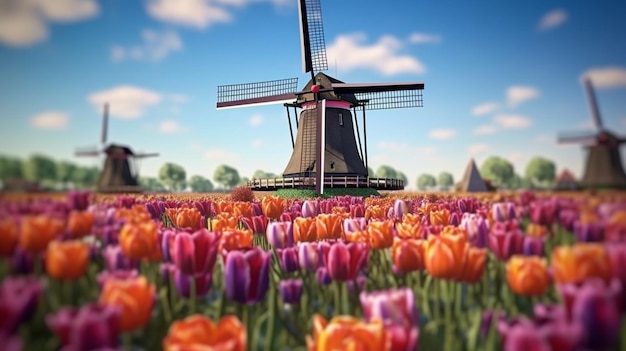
[1,190,625,351]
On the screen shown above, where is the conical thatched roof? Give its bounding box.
[456,158,488,192]
[554,168,580,191]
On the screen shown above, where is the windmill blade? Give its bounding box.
[133,153,160,158]
[101,103,109,144]
[75,150,101,157]
[216,78,299,109]
[332,82,425,110]
[298,0,328,74]
[583,77,603,130]
[557,131,597,145]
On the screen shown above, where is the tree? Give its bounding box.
[252,170,278,179]
[140,177,166,191]
[438,172,454,190]
[72,166,100,189]
[396,171,408,188]
[213,164,240,189]
[367,167,375,177]
[0,155,23,182]
[56,160,77,189]
[376,165,397,179]
[188,175,214,192]
[238,177,250,186]
[158,162,187,191]
[22,154,57,185]
[525,156,556,188]
[480,156,514,188]
[417,173,437,191]
[507,173,534,190]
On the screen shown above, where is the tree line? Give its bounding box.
[0,153,558,192]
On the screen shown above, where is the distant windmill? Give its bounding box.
[75,103,159,193]
[557,78,626,189]
[216,0,424,194]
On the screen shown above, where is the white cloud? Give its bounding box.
[145,0,290,29]
[473,125,497,135]
[506,85,540,107]
[408,33,441,44]
[493,114,533,129]
[159,120,185,134]
[0,0,99,47]
[30,111,69,130]
[468,143,489,156]
[428,128,457,140]
[111,29,182,62]
[326,33,425,76]
[249,114,263,126]
[88,86,162,119]
[537,9,568,32]
[204,148,240,162]
[472,102,499,116]
[581,67,626,89]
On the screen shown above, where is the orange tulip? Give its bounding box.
[45,240,89,281]
[216,201,234,215]
[163,314,246,351]
[294,217,317,242]
[392,237,426,272]
[306,314,389,351]
[526,223,547,238]
[166,207,202,230]
[115,205,151,224]
[441,225,468,240]
[551,243,613,285]
[424,233,468,280]
[506,255,550,296]
[210,213,239,232]
[429,209,451,226]
[261,196,285,219]
[220,228,254,251]
[395,222,423,239]
[343,229,369,244]
[19,214,64,253]
[0,217,18,256]
[365,205,387,221]
[233,202,254,220]
[460,247,487,283]
[402,213,422,225]
[316,214,342,240]
[99,275,155,332]
[66,210,95,238]
[366,220,394,249]
[118,221,161,261]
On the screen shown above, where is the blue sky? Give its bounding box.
[1,0,625,190]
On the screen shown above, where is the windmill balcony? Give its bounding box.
[248,175,404,191]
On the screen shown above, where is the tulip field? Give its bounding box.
[1,189,625,351]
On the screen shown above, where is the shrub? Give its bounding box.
[230,186,255,202]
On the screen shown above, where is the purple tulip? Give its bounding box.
[522,236,544,256]
[342,217,367,235]
[492,202,516,222]
[301,200,320,218]
[297,242,320,272]
[192,200,216,217]
[489,225,524,261]
[392,199,409,220]
[316,267,332,285]
[172,268,213,298]
[266,221,294,249]
[171,229,221,275]
[241,215,269,235]
[276,247,300,273]
[573,221,605,242]
[279,279,303,304]
[102,245,139,271]
[145,201,164,220]
[46,303,121,350]
[461,213,489,248]
[10,246,35,274]
[0,276,45,335]
[529,201,557,227]
[346,275,367,294]
[67,191,91,211]
[224,247,271,305]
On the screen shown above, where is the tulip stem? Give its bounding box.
[190,276,197,315]
[242,304,252,350]
[443,280,454,351]
[122,332,133,350]
[264,285,277,351]
[159,288,173,324]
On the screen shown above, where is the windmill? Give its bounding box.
[557,78,626,189]
[216,0,424,194]
[75,103,160,193]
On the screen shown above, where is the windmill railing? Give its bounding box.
[248,176,404,190]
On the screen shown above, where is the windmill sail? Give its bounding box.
[298,0,328,74]
[101,103,109,144]
[216,78,299,109]
[332,82,425,110]
[584,78,603,130]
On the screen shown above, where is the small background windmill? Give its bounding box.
[75,103,160,193]
[557,78,626,189]
[216,0,425,194]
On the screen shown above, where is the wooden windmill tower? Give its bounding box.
[216,0,424,194]
[558,78,626,189]
[75,103,160,193]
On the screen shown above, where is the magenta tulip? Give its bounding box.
[171,228,220,275]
